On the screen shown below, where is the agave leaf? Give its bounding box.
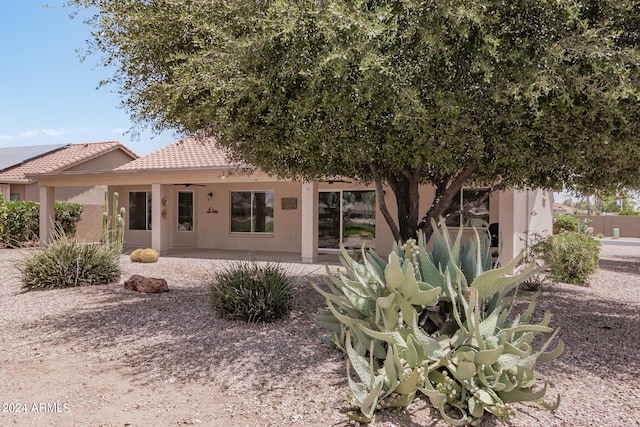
[366,248,387,269]
[411,317,445,358]
[357,324,408,348]
[364,253,386,288]
[408,287,441,306]
[537,339,564,363]
[399,260,420,298]
[403,334,420,367]
[385,252,405,291]
[453,361,476,381]
[407,333,427,364]
[383,346,399,393]
[498,371,516,392]
[468,396,484,419]
[479,309,499,338]
[380,305,399,331]
[396,293,417,329]
[502,324,554,337]
[536,394,561,411]
[346,333,373,388]
[475,345,504,365]
[377,292,396,309]
[498,382,548,403]
[444,270,468,333]
[503,341,529,358]
[461,235,480,286]
[418,254,446,290]
[470,251,528,299]
[496,353,520,370]
[312,282,361,317]
[346,360,370,403]
[396,368,420,395]
[381,392,416,408]
[360,377,384,419]
[475,388,498,405]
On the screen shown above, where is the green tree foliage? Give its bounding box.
[67,0,640,241]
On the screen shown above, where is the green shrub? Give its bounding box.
[2,200,39,247]
[19,228,121,290]
[553,215,579,234]
[313,219,562,425]
[54,201,84,236]
[545,232,600,285]
[209,261,295,323]
[520,234,554,291]
[0,200,84,247]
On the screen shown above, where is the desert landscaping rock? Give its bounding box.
[0,244,638,426]
[124,274,169,293]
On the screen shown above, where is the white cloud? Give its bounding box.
[0,129,71,141]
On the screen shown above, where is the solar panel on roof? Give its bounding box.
[0,144,67,172]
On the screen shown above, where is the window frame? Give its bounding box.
[230,190,274,234]
[129,191,152,231]
[177,190,194,232]
[318,189,376,249]
[444,188,491,228]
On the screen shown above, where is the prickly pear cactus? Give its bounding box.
[130,248,143,262]
[313,218,562,425]
[138,248,159,263]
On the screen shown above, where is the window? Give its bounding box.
[129,191,152,230]
[444,188,490,228]
[9,193,20,201]
[177,191,194,231]
[319,190,376,249]
[231,191,274,233]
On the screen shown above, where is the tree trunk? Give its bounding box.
[416,164,480,242]
[387,171,421,242]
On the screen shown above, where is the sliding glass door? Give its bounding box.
[318,190,376,249]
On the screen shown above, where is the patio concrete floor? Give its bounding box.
[126,247,343,265]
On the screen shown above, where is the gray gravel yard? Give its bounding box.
[0,242,638,426]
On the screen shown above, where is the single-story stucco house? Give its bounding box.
[0,142,138,241]
[30,137,553,263]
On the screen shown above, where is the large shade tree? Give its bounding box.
[68,0,640,241]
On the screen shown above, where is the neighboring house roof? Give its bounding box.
[0,144,67,172]
[553,203,575,215]
[0,141,138,183]
[115,137,233,171]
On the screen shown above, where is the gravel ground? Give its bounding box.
[0,242,638,426]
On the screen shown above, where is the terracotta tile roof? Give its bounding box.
[0,141,135,182]
[115,137,233,171]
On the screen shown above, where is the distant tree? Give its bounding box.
[67,0,640,241]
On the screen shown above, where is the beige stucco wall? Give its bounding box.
[575,215,640,238]
[65,150,136,172]
[111,181,304,253]
[104,176,552,264]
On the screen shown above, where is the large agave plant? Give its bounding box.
[312,219,562,425]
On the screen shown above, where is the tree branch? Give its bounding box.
[370,165,401,242]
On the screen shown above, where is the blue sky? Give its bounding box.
[0,2,177,156]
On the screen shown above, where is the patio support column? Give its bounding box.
[151,183,168,255]
[39,185,55,246]
[301,181,318,263]
[498,189,528,266]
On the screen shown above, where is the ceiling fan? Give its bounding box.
[171,183,207,187]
